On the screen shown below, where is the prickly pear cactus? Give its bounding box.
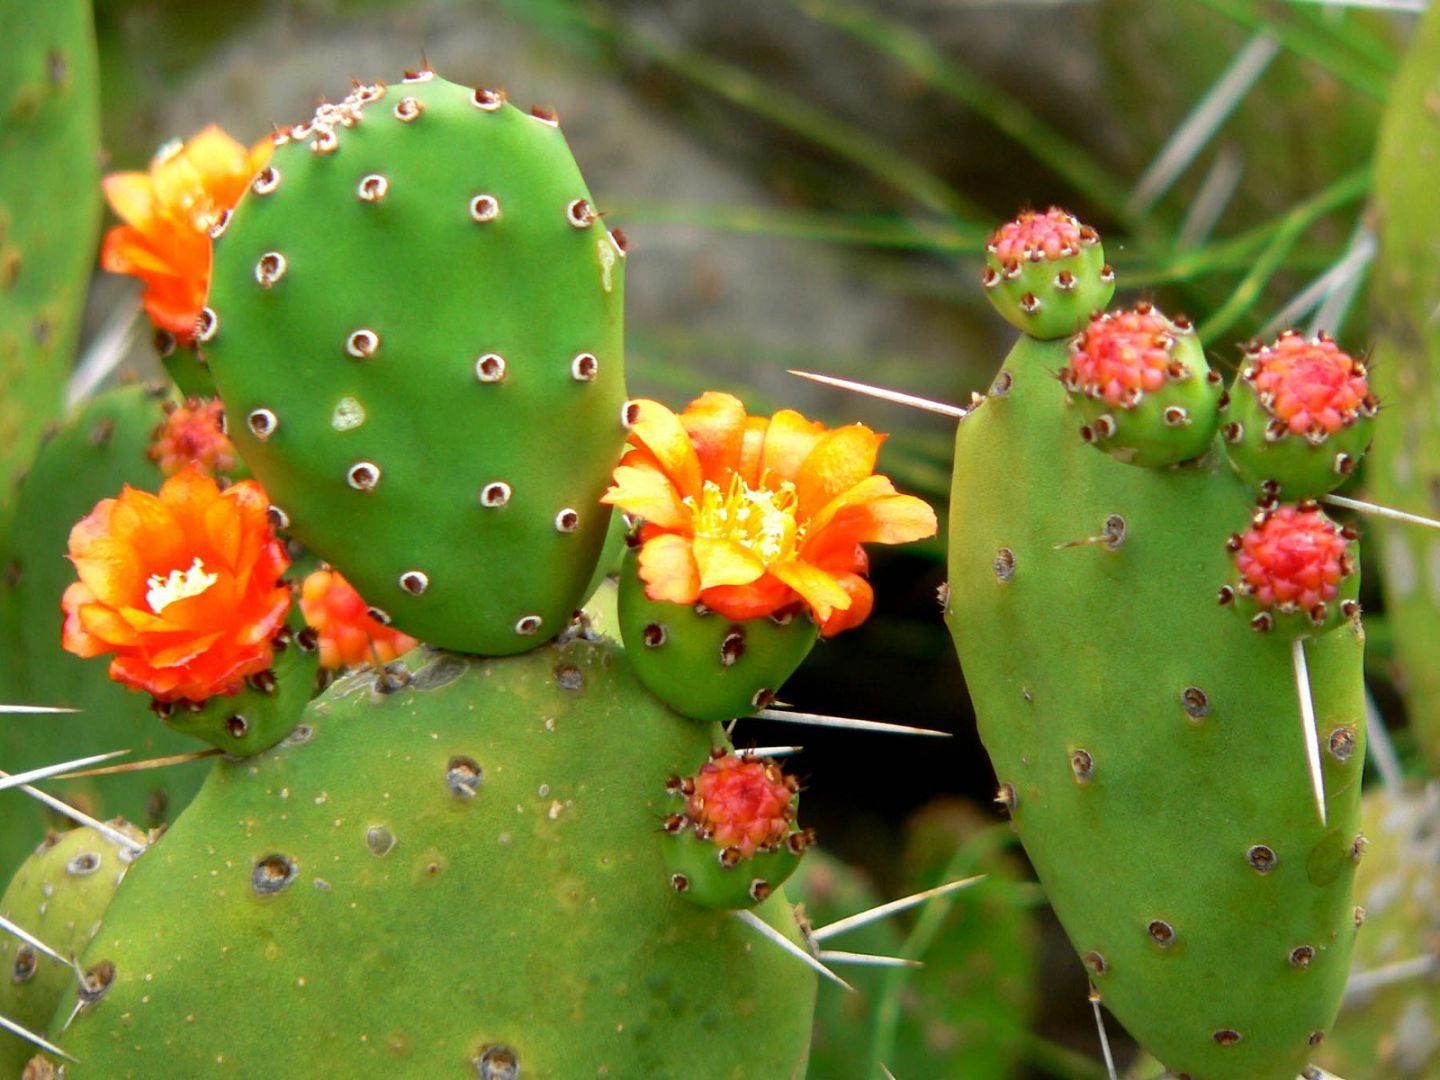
[49,640,816,1077]
[203,73,627,656]
[0,386,205,881]
[1368,1,1440,773]
[0,0,102,506]
[0,822,148,1077]
[947,219,1367,1078]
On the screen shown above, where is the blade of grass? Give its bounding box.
[1196,0,1394,100]
[784,0,1138,225]
[1198,165,1370,342]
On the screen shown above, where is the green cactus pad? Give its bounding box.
[617,550,819,722]
[1222,332,1376,499]
[982,208,1115,340]
[0,822,149,1077]
[1062,304,1224,468]
[948,334,1366,1080]
[204,73,627,656]
[53,640,816,1077]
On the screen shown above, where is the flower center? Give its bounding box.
[688,754,796,855]
[686,474,803,565]
[146,556,218,614]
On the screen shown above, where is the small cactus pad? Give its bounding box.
[617,550,818,721]
[1220,503,1360,637]
[204,73,627,655]
[662,749,812,909]
[982,208,1115,340]
[0,822,149,1077]
[1223,331,1377,498]
[1062,303,1223,467]
[53,641,816,1075]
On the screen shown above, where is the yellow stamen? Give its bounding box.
[686,474,803,565]
[145,557,218,614]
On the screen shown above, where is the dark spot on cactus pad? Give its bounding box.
[402,68,435,83]
[195,307,218,343]
[88,418,115,446]
[78,959,116,1009]
[1250,612,1273,633]
[393,96,423,122]
[446,756,483,798]
[566,198,596,229]
[1307,1031,1325,1047]
[399,570,429,596]
[472,1044,520,1080]
[281,724,313,747]
[247,408,278,440]
[990,370,1013,397]
[410,653,468,692]
[1246,845,1277,873]
[310,128,339,155]
[469,194,501,223]
[1082,951,1107,977]
[621,401,642,428]
[751,688,776,709]
[377,661,411,693]
[1354,906,1366,927]
[570,352,599,381]
[749,880,773,903]
[1181,686,1210,721]
[33,317,54,349]
[471,87,505,111]
[255,251,287,287]
[295,626,320,651]
[11,945,36,983]
[346,461,381,491]
[252,165,281,195]
[366,825,397,858]
[1147,920,1175,948]
[1217,585,1236,606]
[515,615,543,636]
[3,558,19,587]
[226,715,249,739]
[610,227,630,254]
[479,482,512,508]
[267,504,290,530]
[720,628,746,667]
[1212,1029,1242,1047]
[364,607,392,628]
[252,854,299,895]
[1162,405,1190,427]
[474,353,507,383]
[994,548,1015,583]
[670,872,690,893]
[993,783,1016,814]
[146,787,169,825]
[554,664,583,691]
[554,508,580,533]
[718,846,744,869]
[346,329,380,359]
[248,669,278,695]
[1333,451,1356,476]
[209,208,233,240]
[67,851,101,876]
[530,105,560,126]
[1289,945,1315,968]
[356,173,388,203]
[1069,749,1094,784]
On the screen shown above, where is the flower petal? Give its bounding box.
[101,173,155,230]
[760,410,826,484]
[794,423,884,518]
[767,559,852,623]
[602,463,690,529]
[636,533,701,605]
[680,391,748,482]
[817,573,874,637]
[805,474,938,548]
[692,536,766,590]
[626,399,702,498]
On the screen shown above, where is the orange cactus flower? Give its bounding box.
[61,466,292,703]
[299,568,420,671]
[100,125,273,343]
[148,396,236,477]
[602,391,937,636]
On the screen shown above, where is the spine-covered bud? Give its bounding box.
[1222,330,1377,498]
[661,749,812,910]
[1219,502,1360,637]
[1061,303,1223,467]
[982,208,1115,340]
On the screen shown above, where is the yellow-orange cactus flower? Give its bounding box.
[100,125,272,343]
[61,466,292,702]
[299,568,420,672]
[602,392,937,636]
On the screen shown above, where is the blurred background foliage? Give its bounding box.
[73,1,1420,1074]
